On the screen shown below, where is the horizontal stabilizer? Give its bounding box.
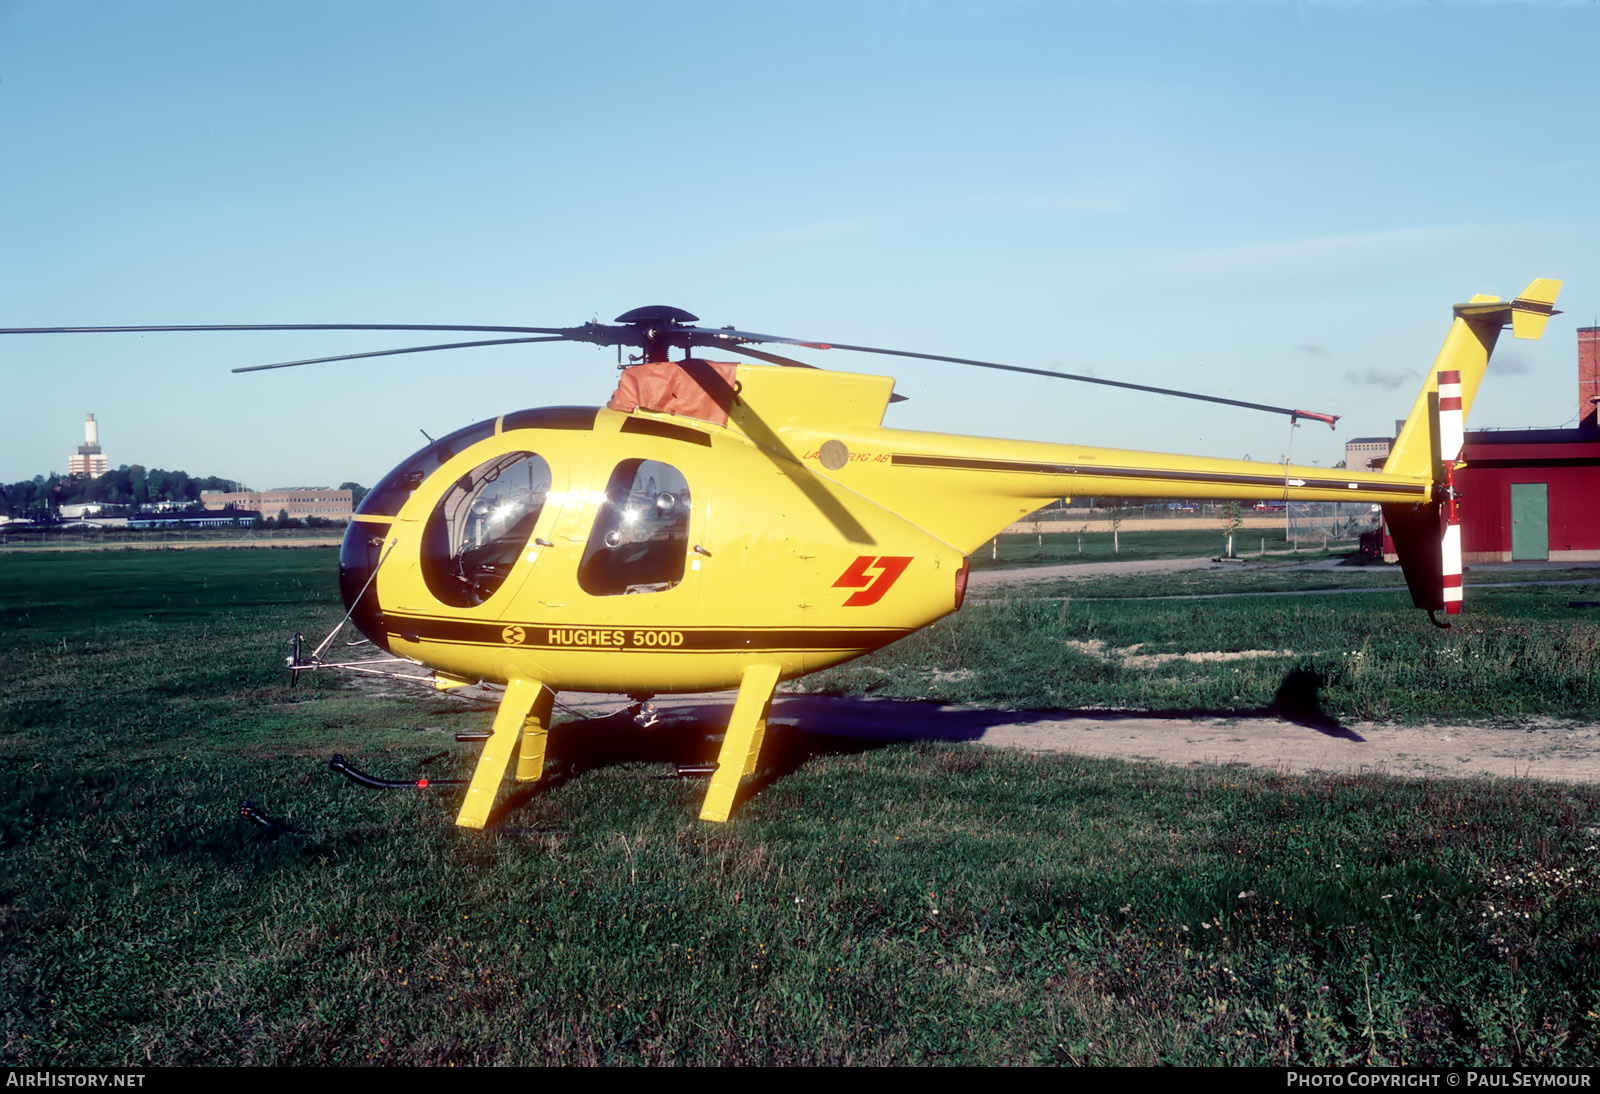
[1450,278,1563,340]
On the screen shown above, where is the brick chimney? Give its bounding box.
[1581,326,1600,432]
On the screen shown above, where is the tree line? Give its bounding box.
[0,467,368,520]
[0,466,237,518]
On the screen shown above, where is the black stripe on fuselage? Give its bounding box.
[888,453,1429,495]
[500,406,599,432]
[620,418,714,446]
[384,612,913,653]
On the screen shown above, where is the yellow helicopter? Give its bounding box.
[2,280,1562,827]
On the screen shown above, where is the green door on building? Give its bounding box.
[1510,483,1549,561]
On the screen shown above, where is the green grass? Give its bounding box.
[0,548,335,630]
[0,529,342,555]
[1008,563,1600,601]
[4,549,1600,1064]
[802,583,1600,723]
[972,527,1354,569]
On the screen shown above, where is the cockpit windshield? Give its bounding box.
[356,417,500,518]
[421,452,553,607]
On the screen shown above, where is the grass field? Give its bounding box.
[4,548,1600,1065]
[1007,565,1600,601]
[968,526,1346,569]
[809,568,1600,724]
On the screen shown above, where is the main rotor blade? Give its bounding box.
[680,324,1337,426]
[0,315,1337,425]
[751,336,1338,427]
[718,342,909,402]
[233,336,569,373]
[716,343,821,369]
[0,323,572,336]
[679,325,831,350]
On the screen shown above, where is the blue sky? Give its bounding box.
[2,0,1597,490]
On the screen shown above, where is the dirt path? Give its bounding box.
[970,712,1600,783]
[548,692,1600,787]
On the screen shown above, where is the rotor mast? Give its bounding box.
[611,305,701,363]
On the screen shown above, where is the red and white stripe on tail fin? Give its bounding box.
[1441,476,1463,615]
[1438,369,1464,616]
[1380,281,1562,625]
[1437,369,1464,462]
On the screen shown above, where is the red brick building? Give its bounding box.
[1457,326,1599,562]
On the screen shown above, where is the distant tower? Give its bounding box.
[68,413,108,477]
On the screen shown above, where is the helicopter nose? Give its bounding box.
[339,520,391,652]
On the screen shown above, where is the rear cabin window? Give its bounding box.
[421,452,552,607]
[578,460,691,596]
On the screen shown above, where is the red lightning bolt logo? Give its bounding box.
[832,555,913,607]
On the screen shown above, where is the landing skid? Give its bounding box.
[280,615,781,826]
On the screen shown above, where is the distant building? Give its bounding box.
[1454,326,1600,562]
[128,510,260,529]
[58,504,129,529]
[68,413,108,477]
[1344,435,1394,473]
[201,487,353,521]
[1457,427,1599,562]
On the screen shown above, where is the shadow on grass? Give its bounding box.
[480,672,1361,824]
[1267,665,1358,737]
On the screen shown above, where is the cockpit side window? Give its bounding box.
[578,459,691,596]
[421,452,552,607]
